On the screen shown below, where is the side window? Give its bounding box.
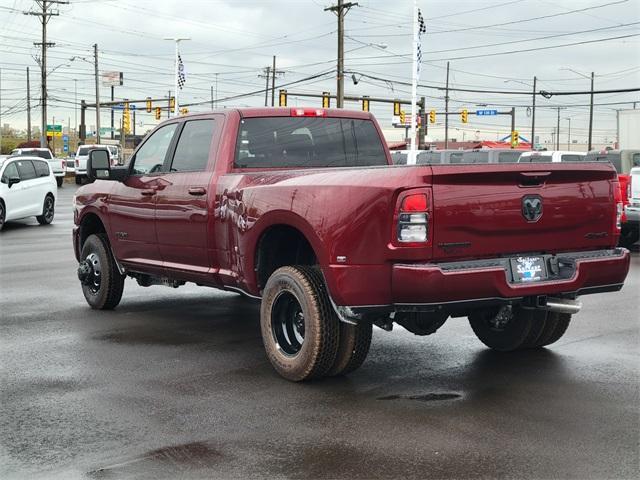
[16,160,36,180]
[632,153,640,167]
[34,160,50,177]
[169,120,215,172]
[1,162,19,183]
[131,123,178,175]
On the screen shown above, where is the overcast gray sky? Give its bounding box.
[1,0,639,145]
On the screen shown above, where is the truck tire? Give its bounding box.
[327,321,372,377]
[534,312,572,347]
[79,233,125,310]
[36,194,55,225]
[260,266,340,382]
[468,305,535,352]
[56,177,63,187]
[0,200,5,231]
[520,310,548,348]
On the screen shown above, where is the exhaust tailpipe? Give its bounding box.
[545,297,581,315]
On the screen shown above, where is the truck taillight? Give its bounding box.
[616,203,623,231]
[613,180,622,232]
[398,193,428,243]
[291,108,326,117]
[75,159,79,167]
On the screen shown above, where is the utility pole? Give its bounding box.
[444,61,450,149]
[556,107,561,150]
[260,66,270,107]
[74,79,77,136]
[270,56,285,107]
[27,67,32,141]
[325,0,358,108]
[210,85,214,110]
[566,117,571,150]
[215,73,218,108]
[531,76,537,149]
[25,0,68,148]
[93,43,101,144]
[511,107,516,149]
[110,85,114,139]
[167,90,171,118]
[588,71,594,151]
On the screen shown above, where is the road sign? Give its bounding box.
[99,127,116,135]
[46,124,62,132]
[63,144,69,152]
[476,109,498,116]
[62,135,69,142]
[112,104,136,110]
[102,71,123,87]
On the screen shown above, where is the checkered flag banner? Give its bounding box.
[416,8,426,77]
[177,54,186,89]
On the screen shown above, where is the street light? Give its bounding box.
[561,67,595,150]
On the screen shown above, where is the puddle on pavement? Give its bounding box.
[377,392,462,402]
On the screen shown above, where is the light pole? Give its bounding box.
[561,68,595,150]
[566,117,571,150]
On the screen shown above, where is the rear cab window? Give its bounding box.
[560,154,584,162]
[234,117,388,168]
[522,154,552,163]
[497,151,522,163]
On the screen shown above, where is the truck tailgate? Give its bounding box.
[430,163,618,261]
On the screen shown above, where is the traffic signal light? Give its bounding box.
[393,101,401,116]
[429,110,436,124]
[511,130,519,147]
[169,97,175,113]
[399,110,406,124]
[155,107,161,120]
[146,97,152,113]
[461,109,468,123]
[322,91,330,108]
[362,96,370,112]
[279,89,287,107]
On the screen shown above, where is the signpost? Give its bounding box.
[46,124,62,137]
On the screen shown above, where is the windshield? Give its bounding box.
[77,146,92,156]
[235,117,388,168]
[585,152,622,173]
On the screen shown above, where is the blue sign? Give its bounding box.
[476,109,498,116]
[62,135,69,143]
[63,144,69,152]
[112,104,136,110]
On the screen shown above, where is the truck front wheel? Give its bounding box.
[78,234,125,310]
[468,306,547,352]
[260,266,340,382]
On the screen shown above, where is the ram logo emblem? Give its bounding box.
[522,195,543,222]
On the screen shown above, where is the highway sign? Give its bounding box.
[476,109,498,116]
[46,124,62,132]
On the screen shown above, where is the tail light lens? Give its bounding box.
[291,108,326,117]
[75,159,79,167]
[397,193,429,243]
[613,180,622,233]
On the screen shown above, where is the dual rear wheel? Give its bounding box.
[468,305,571,352]
[260,266,372,382]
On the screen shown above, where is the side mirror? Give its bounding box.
[87,149,111,182]
[8,177,21,188]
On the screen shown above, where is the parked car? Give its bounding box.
[0,156,57,231]
[451,148,525,164]
[10,147,66,187]
[75,144,114,184]
[623,166,640,246]
[518,151,586,163]
[73,108,629,382]
[585,149,640,247]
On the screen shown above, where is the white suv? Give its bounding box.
[624,167,640,246]
[0,156,57,231]
[10,147,66,187]
[75,144,114,184]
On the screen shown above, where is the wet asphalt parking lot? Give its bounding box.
[1,183,639,480]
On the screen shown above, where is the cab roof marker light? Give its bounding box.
[291,108,326,117]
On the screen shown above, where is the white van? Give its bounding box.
[518,151,586,163]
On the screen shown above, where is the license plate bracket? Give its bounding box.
[510,256,547,283]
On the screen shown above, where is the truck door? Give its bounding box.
[154,118,218,278]
[108,123,179,269]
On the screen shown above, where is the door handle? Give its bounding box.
[141,189,156,196]
[188,187,207,196]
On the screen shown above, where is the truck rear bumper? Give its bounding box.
[327,248,630,309]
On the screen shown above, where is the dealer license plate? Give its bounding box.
[510,256,547,283]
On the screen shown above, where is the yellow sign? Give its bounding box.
[47,131,63,137]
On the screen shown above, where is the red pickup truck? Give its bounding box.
[73,108,630,381]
